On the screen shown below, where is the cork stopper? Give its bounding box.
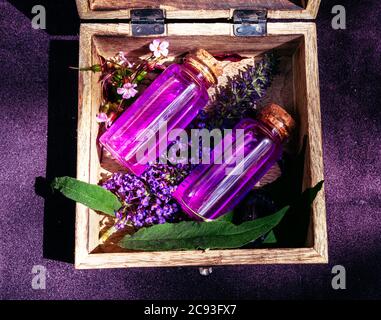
[185,49,223,86]
[258,103,295,140]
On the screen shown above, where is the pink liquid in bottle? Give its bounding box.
[100,49,222,175]
[173,104,295,220]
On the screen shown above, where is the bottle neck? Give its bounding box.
[257,118,284,144]
[257,104,294,141]
[183,59,217,89]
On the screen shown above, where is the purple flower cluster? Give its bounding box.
[193,53,277,130]
[102,163,192,229]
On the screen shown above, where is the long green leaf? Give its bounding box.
[263,230,277,244]
[119,206,289,251]
[216,211,234,222]
[51,176,122,216]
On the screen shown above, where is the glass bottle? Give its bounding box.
[99,49,222,176]
[173,103,295,221]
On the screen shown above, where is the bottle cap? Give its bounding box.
[185,49,223,86]
[258,103,295,140]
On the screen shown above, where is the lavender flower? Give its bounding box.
[193,53,278,130]
[102,163,191,230]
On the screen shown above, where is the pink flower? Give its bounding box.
[117,82,138,99]
[96,112,108,123]
[117,51,133,67]
[106,112,118,128]
[149,39,169,58]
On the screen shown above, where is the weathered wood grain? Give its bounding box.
[271,23,327,261]
[92,33,302,59]
[76,25,94,268]
[76,248,327,269]
[76,0,321,19]
[89,0,305,11]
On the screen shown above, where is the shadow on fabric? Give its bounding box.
[35,40,79,263]
[7,0,79,35]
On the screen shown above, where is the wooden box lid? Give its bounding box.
[76,0,321,20]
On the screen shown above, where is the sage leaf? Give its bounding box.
[51,176,122,216]
[263,230,277,244]
[264,180,324,247]
[216,211,234,222]
[119,206,289,251]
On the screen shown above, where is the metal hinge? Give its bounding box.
[131,9,165,36]
[233,9,267,36]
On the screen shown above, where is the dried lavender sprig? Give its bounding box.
[194,53,278,130]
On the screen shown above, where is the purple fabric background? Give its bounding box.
[1,0,380,300]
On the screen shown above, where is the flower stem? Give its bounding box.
[104,59,124,68]
[99,217,132,244]
[70,64,102,73]
[99,225,119,244]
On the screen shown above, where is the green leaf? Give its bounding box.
[79,64,101,73]
[263,230,277,244]
[135,70,148,82]
[119,206,289,251]
[216,211,234,222]
[263,176,324,247]
[51,176,122,216]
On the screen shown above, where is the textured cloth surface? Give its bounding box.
[0,0,380,299]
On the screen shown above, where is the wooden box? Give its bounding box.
[75,0,327,269]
